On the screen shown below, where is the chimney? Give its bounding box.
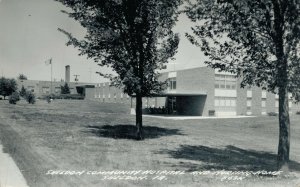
[65,65,70,83]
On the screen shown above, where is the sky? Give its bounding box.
[0,0,207,83]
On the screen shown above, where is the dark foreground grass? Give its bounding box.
[0,100,300,187]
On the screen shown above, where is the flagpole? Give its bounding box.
[51,58,53,94]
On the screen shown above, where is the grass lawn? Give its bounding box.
[0,99,300,187]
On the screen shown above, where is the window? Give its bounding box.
[247,90,252,98]
[231,100,236,107]
[215,74,236,90]
[168,78,176,90]
[214,97,236,107]
[262,90,267,98]
[28,86,35,93]
[261,100,266,108]
[55,87,60,93]
[220,100,225,106]
[215,99,220,106]
[225,99,231,106]
[262,108,267,115]
[42,87,50,94]
[247,99,252,107]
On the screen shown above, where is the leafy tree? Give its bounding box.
[186,0,300,169]
[9,92,20,104]
[18,74,28,82]
[19,85,27,98]
[25,91,36,104]
[0,77,18,99]
[55,0,182,139]
[61,83,71,94]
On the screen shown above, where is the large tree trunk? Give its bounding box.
[135,93,144,140]
[277,86,290,170]
[273,2,290,170]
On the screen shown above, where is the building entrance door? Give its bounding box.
[167,96,177,114]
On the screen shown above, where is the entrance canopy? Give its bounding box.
[157,91,207,97]
[130,91,207,97]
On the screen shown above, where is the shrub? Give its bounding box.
[61,83,71,94]
[268,112,278,116]
[25,91,36,104]
[9,92,20,104]
[19,85,27,98]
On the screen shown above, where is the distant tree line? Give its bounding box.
[0,77,35,104]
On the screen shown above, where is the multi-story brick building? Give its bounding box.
[84,66,300,116]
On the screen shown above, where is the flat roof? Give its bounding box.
[159,91,207,96]
[131,91,207,97]
[76,85,95,88]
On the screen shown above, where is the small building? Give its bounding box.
[15,65,95,98]
[16,79,95,98]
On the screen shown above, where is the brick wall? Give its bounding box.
[236,78,247,115]
[175,67,215,116]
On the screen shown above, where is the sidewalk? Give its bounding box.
[0,144,29,187]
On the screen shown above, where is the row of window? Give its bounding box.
[247,90,267,98]
[23,86,78,94]
[94,93,130,99]
[214,97,236,107]
[246,98,292,109]
[275,100,293,108]
[95,83,112,88]
[215,74,236,81]
[215,74,237,90]
[215,80,236,89]
[42,87,74,94]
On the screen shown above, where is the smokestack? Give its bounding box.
[65,65,70,83]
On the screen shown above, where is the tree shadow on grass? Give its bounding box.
[158,145,300,172]
[85,124,184,140]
